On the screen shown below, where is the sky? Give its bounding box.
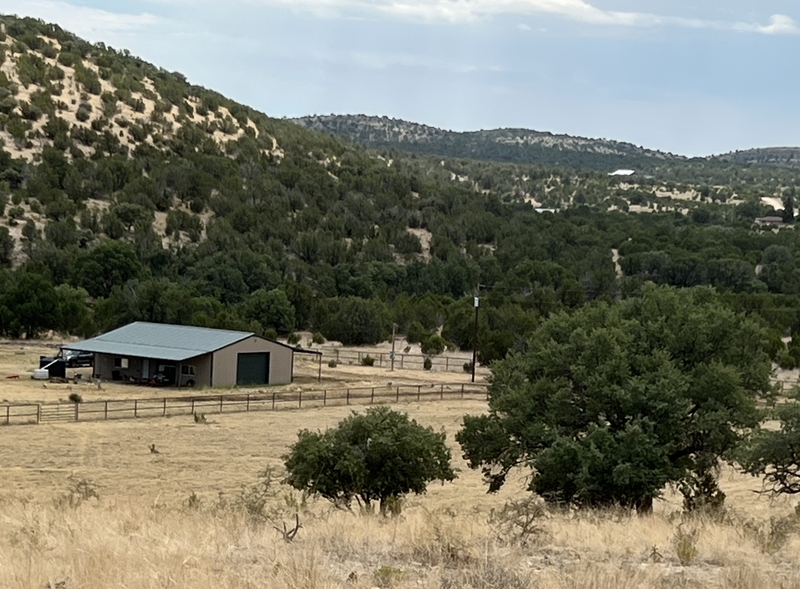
[0,1,797,156]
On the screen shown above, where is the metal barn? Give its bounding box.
[66,322,303,388]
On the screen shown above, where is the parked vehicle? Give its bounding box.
[60,350,94,368]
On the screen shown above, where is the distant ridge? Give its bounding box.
[714,147,800,169]
[292,114,687,172]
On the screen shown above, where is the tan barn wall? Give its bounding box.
[211,337,293,387]
[189,354,213,387]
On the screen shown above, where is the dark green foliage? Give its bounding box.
[240,288,296,334]
[283,406,456,513]
[457,285,772,511]
[741,391,800,496]
[72,240,142,298]
[321,297,388,346]
[421,334,447,355]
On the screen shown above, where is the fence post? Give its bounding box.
[105,400,108,420]
[75,402,79,422]
[191,399,195,415]
[371,388,375,404]
[323,390,327,407]
[440,384,444,400]
[380,353,384,367]
[37,404,40,424]
[346,389,350,405]
[461,383,465,399]
[396,386,400,402]
[163,398,167,417]
[5,405,8,425]
[400,355,404,369]
[272,391,276,410]
[299,391,302,409]
[417,385,421,401]
[219,396,223,414]
[246,394,251,412]
[446,357,449,371]
[134,400,138,418]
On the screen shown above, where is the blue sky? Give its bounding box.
[0,0,797,156]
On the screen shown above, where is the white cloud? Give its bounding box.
[517,23,531,31]
[756,14,798,35]
[0,0,160,39]
[242,0,798,36]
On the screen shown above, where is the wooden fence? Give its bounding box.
[0,382,489,427]
[307,348,476,373]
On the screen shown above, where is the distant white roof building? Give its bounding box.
[609,169,636,176]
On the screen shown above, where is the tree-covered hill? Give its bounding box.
[293,114,684,172]
[1,14,800,372]
[715,147,800,170]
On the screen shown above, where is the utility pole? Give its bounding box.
[390,323,397,371]
[471,294,479,383]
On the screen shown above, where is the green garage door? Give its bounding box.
[236,352,270,386]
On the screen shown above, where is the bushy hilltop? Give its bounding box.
[716,147,800,169]
[3,15,800,369]
[293,114,683,171]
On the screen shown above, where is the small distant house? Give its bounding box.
[754,216,786,228]
[65,322,314,388]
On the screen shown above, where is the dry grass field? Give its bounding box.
[1,397,800,589]
[0,340,799,588]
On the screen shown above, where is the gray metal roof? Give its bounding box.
[66,322,253,362]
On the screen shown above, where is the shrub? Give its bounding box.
[421,334,447,356]
[68,393,83,404]
[463,361,473,373]
[373,566,404,589]
[406,320,429,344]
[263,328,278,340]
[284,406,456,514]
[673,526,699,566]
[286,332,301,345]
[312,332,326,345]
[328,359,337,368]
[362,355,375,367]
[423,357,433,371]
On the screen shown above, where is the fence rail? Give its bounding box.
[305,348,476,373]
[0,382,489,427]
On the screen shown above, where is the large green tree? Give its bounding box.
[456,285,772,511]
[283,406,455,513]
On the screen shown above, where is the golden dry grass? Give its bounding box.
[1,399,800,588]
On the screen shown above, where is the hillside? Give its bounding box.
[715,147,800,169]
[2,15,800,369]
[293,114,685,172]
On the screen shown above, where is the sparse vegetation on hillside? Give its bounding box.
[0,14,797,377]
